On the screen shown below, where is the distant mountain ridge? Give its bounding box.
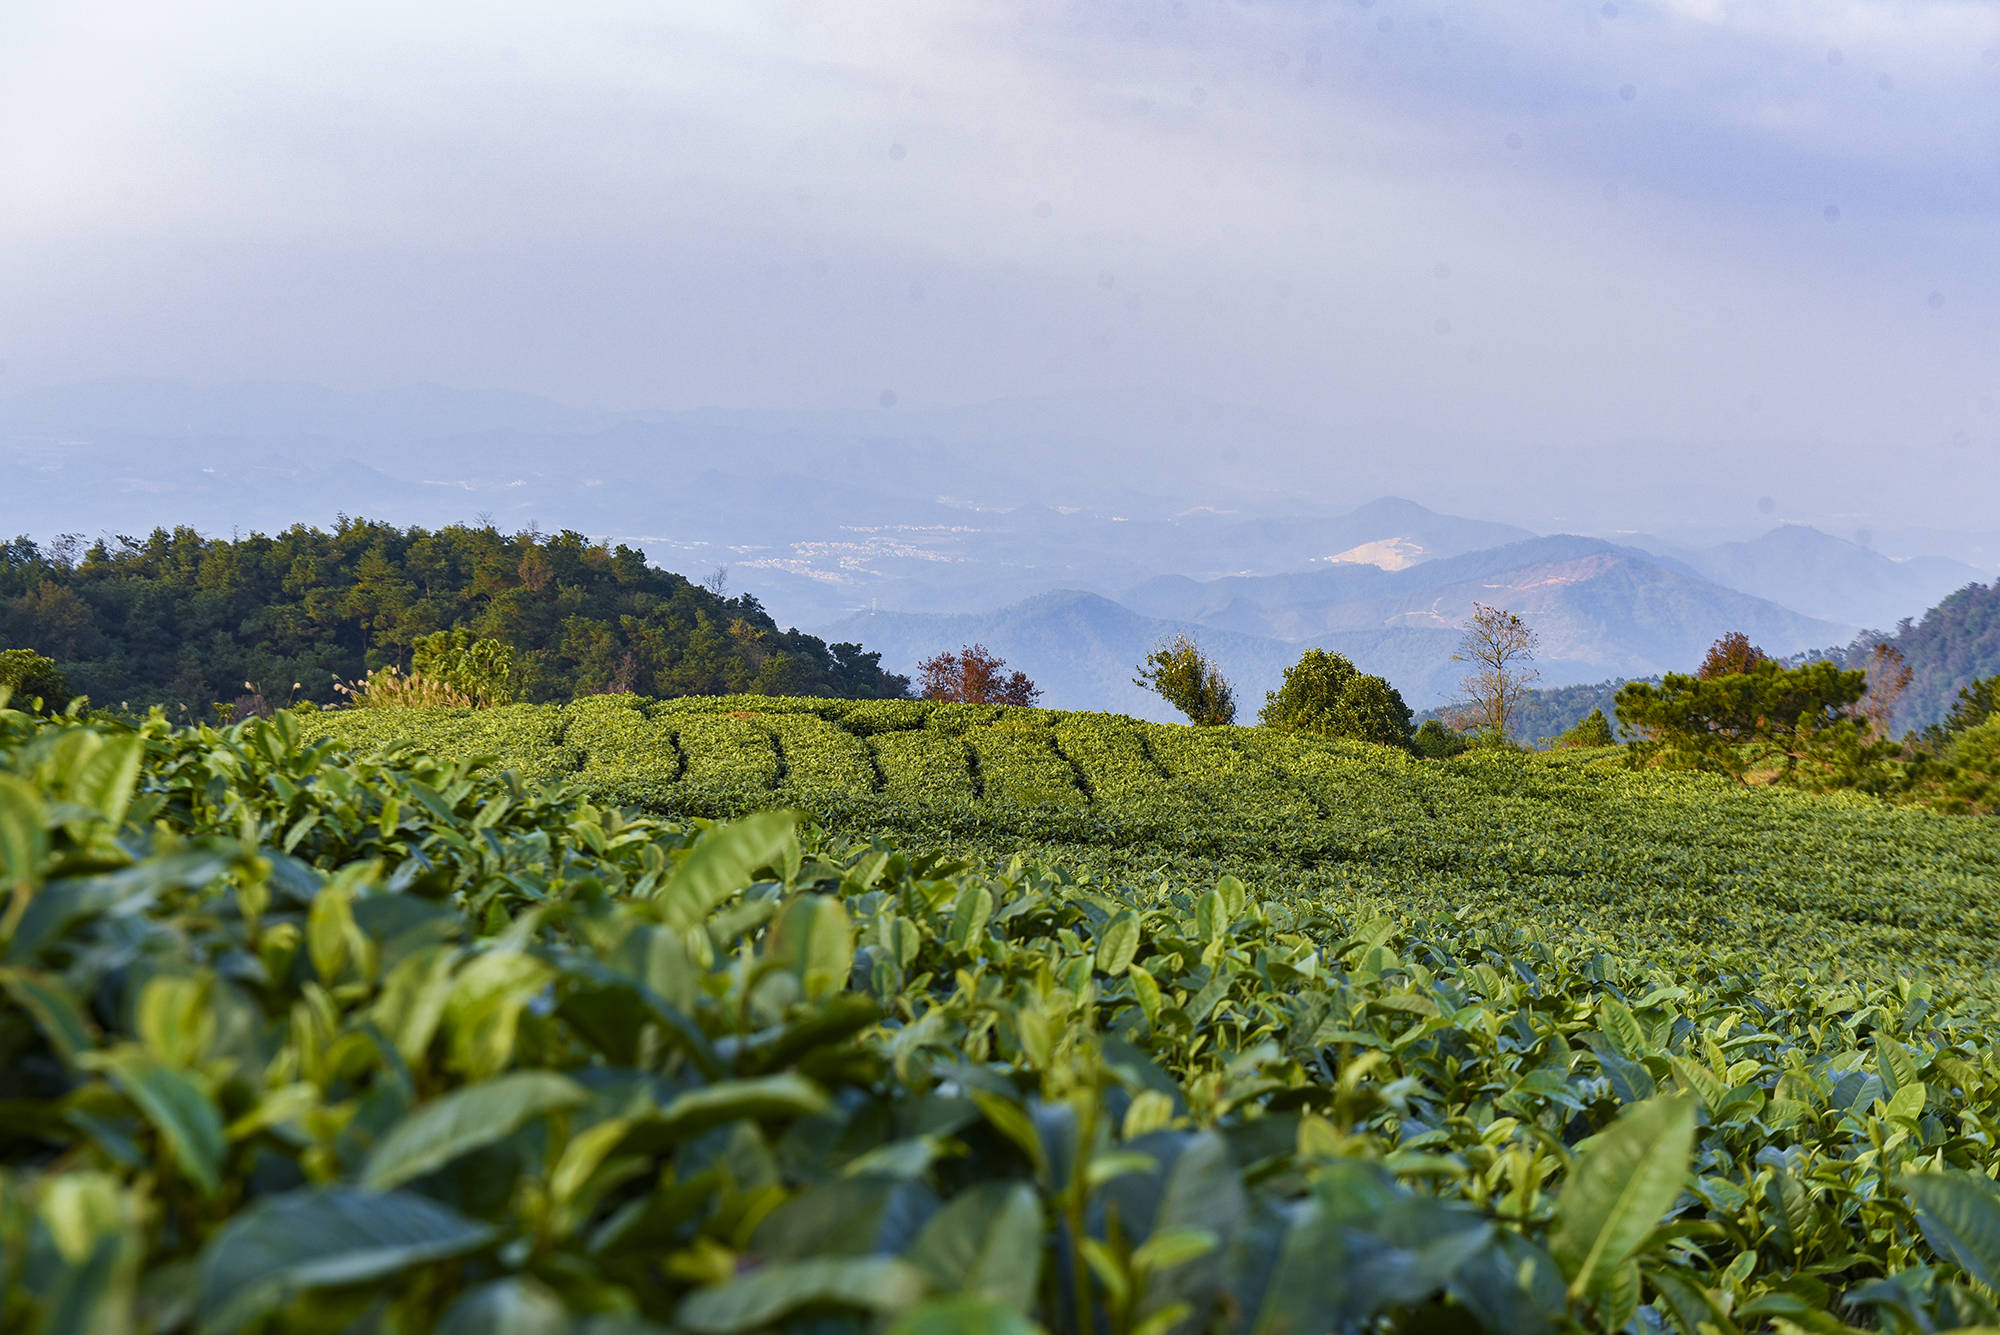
[1626,524,1983,632]
[824,534,1849,717]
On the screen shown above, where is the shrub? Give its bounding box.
[1923,674,2000,748]
[332,664,477,709]
[1554,707,1616,749]
[1615,658,1882,784]
[0,648,70,712]
[1411,717,1469,759]
[918,643,1041,706]
[1260,649,1412,748]
[1133,633,1236,725]
[1943,715,2000,813]
[411,628,518,707]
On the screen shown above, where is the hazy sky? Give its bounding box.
[3,1,1996,498]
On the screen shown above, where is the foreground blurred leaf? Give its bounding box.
[655,1073,832,1140]
[905,1182,1043,1312]
[0,967,95,1065]
[676,1255,927,1334]
[887,1296,1046,1335]
[766,892,854,1000]
[659,811,798,931]
[0,772,49,892]
[437,1276,571,1335]
[195,1187,494,1335]
[101,1051,226,1199]
[1550,1096,1694,1301]
[361,1070,589,1190]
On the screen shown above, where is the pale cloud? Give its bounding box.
[0,0,1993,519]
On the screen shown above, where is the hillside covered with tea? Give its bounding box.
[301,693,2000,990]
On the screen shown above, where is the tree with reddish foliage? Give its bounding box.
[917,643,1042,706]
[1698,631,1769,680]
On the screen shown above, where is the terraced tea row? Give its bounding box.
[302,695,1366,814]
[299,695,2000,993]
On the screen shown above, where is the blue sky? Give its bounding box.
[2,1,1995,525]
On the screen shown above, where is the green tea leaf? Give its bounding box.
[655,1073,832,1140]
[0,967,95,1064]
[659,811,799,931]
[1550,1096,1694,1300]
[102,1051,226,1199]
[1096,910,1140,977]
[886,1297,1043,1335]
[766,893,854,1000]
[1878,1038,1922,1097]
[1902,1170,2000,1290]
[361,1070,589,1190]
[135,974,213,1070]
[69,733,143,828]
[1195,890,1226,943]
[0,773,49,891]
[969,1091,1048,1182]
[950,884,994,953]
[437,1276,571,1335]
[676,1256,926,1334]
[1598,996,1647,1059]
[195,1187,494,1335]
[38,1234,130,1335]
[905,1182,1043,1312]
[1132,1226,1218,1275]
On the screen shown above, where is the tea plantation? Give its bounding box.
[7,697,2000,1333]
[304,694,2000,991]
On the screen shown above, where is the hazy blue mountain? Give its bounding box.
[1634,525,1987,631]
[889,538,1846,713]
[0,380,1539,629]
[1120,537,1847,672]
[815,534,1841,715]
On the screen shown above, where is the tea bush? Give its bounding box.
[10,704,2000,1332]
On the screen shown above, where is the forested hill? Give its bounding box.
[0,521,909,714]
[1866,580,2000,733]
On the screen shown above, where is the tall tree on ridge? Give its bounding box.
[1454,603,1540,742]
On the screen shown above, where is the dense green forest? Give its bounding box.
[0,520,908,714]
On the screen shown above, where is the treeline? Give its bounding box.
[1412,581,2000,746]
[1608,631,2000,812]
[0,520,909,715]
[1417,677,1638,747]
